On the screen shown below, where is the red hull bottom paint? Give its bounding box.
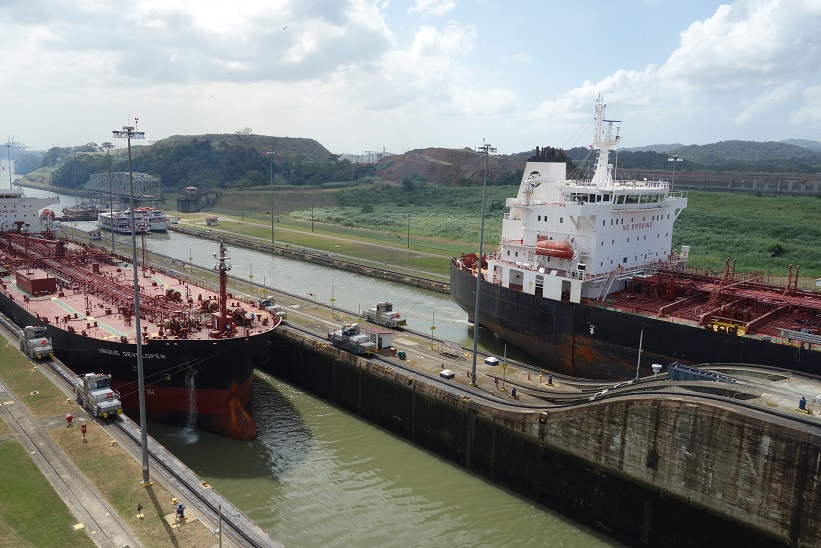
[116,369,257,440]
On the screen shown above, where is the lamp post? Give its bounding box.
[5,140,13,189]
[267,149,275,245]
[112,124,150,486]
[668,155,682,191]
[311,201,314,233]
[101,142,115,253]
[768,252,775,283]
[471,140,496,386]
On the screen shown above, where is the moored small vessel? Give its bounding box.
[62,201,101,221]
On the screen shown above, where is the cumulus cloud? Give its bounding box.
[409,0,458,17]
[533,0,821,144]
[5,0,394,86]
[661,0,821,90]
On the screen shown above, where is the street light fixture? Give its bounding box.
[768,251,775,283]
[668,154,682,191]
[5,140,13,189]
[101,142,115,253]
[470,140,496,386]
[267,149,275,245]
[112,124,150,486]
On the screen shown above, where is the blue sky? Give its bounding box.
[2,0,820,155]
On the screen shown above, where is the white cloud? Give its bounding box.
[661,0,821,90]
[532,0,821,146]
[4,0,821,154]
[409,0,457,17]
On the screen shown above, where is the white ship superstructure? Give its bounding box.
[488,96,689,304]
[0,189,60,232]
[97,210,149,234]
[135,206,169,231]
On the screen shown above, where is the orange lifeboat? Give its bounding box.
[535,240,574,259]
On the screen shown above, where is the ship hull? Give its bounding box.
[450,262,821,379]
[0,291,271,440]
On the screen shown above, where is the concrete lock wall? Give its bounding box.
[266,328,820,547]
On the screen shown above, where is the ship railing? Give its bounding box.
[779,328,821,346]
[610,202,669,212]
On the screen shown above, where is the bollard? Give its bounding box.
[548,374,553,385]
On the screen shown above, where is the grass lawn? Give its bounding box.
[0,442,96,547]
[0,344,220,547]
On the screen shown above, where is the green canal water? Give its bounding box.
[150,373,622,547]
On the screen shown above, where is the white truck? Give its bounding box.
[328,324,377,356]
[19,325,54,360]
[74,373,123,419]
[257,297,287,320]
[362,302,406,328]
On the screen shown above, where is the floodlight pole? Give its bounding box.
[6,141,12,189]
[102,142,115,253]
[112,124,150,486]
[267,149,275,245]
[471,140,496,386]
[668,155,682,191]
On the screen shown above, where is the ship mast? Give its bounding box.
[213,241,231,330]
[590,95,621,190]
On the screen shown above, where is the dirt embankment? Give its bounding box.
[376,147,527,184]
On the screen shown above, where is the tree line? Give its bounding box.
[14,139,377,191]
[13,137,821,192]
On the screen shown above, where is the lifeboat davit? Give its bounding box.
[535,240,574,259]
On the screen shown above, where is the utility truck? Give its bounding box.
[362,302,406,328]
[74,373,123,419]
[328,324,376,355]
[257,297,287,320]
[19,325,54,360]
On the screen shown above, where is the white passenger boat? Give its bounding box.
[97,211,149,234]
[135,206,169,232]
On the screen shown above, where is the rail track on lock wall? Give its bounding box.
[280,321,821,430]
[0,315,273,548]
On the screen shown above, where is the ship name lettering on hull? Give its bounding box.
[98,348,167,359]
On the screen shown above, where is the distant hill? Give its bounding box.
[373,140,821,185]
[780,138,821,152]
[152,134,332,161]
[22,134,821,192]
[669,140,821,171]
[375,148,525,185]
[623,144,685,153]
